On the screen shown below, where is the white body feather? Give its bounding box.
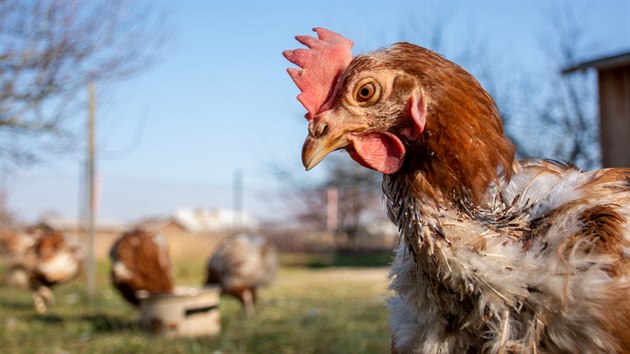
[388,160,630,353]
[37,251,80,284]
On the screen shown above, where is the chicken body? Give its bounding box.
[205,234,278,316]
[387,159,630,353]
[1,226,83,313]
[31,228,83,313]
[285,29,630,353]
[0,228,37,288]
[109,228,174,306]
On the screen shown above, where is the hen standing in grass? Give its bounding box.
[109,227,174,306]
[1,225,83,313]
[204,234,278,317]
[284,28,630,353]
[0,228,37,288]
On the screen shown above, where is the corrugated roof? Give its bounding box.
[562,50,630,74]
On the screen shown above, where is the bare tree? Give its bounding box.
[321,155,383,240]
[535,4,600,169]
[273,153,383,242]
[0,0,166,165]
[0,191,16,227]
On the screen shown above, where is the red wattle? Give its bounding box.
[347,132,405,174]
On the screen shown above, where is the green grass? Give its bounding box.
[280,252,393,268]
[0,258,391,354]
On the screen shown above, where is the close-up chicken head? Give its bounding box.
[283,28,427,175]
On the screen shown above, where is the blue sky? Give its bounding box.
[5,1,629,223]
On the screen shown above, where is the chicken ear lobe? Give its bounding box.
[401,92,427,140]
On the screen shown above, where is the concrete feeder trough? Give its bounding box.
[139,286,221,337]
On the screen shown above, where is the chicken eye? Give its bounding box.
[353,79,381,106]
[359,84,374,100]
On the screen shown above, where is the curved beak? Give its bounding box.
[301,134,347,170]
[301,110,369,170]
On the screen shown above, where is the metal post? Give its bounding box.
[86,82,96,302]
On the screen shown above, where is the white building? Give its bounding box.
[171,208,258,233]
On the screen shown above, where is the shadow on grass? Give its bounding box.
[0,298,36,310]
[306,252,392,268]
[27,314,65,324]
[26,313,139,333]
[78,313,138,333]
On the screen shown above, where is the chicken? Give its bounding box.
[0,228,35,259]
[204,234,278,317]
[284,28,630,354]
[30,226,84,313]
[0,228,37,288]
[1,225,83,313]
[109,227,174,306]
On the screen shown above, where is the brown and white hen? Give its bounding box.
[284,28,630,354]
[204,234,278,317]
[1,225,83,313]
[109,227,174,306]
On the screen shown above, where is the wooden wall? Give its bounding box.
[599,65,630,167]
[73,230,227,263]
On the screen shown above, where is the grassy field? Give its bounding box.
[0,256,392,354]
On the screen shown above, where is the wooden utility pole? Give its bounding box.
[326,187,338,231]
[86,82,96,301]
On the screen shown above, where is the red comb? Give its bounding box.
[283,27,354,120]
